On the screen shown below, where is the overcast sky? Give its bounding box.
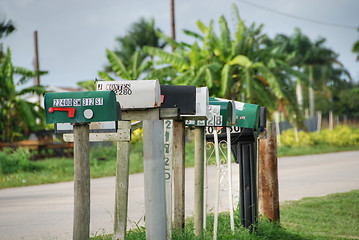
[1,0,358,89]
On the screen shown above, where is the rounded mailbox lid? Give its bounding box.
[97,80,161,109]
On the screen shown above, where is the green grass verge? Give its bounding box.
[1,138,359,189]
[90,190,359,240]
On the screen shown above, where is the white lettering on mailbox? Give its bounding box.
[73,99,81,106]
[53,99,72,107]
[83,98,95,106]
[95,98,104,105]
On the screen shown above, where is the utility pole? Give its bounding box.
[33,30,40,105]
[171,0,176,52]
[33,30,40,86]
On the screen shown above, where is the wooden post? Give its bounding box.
[194,127,204,236]
[73,123,90,240]
[259,123,280,222]
[170,0,176,52]
[173,120,185,231]
[33,30,40,86]
[113,121,131,240]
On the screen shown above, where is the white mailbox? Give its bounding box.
[182,87,209,120]
[97,80,161,109]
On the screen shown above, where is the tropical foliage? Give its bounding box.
[0,49,47,141]
[143,5,307,127]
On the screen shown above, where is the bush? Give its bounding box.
[0,148,41,174]
[279,125,359,148]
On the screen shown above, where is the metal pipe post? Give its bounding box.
[143,120,167,240]
[194,127,204,236]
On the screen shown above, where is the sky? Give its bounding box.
[1,0,358,89]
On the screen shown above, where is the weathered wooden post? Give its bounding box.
[73,123,91,240]
[259,122,280,222]
[113,121,131,240]
[173,120,185,231]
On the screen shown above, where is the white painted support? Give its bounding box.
[164,119,173,240]
[213,129,220,240]
[203,131,208,231]
[143,120,167,240]
[226,128,234,233]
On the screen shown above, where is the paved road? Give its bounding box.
[0,151,358,240]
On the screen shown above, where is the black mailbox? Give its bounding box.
[206,106,267,232]
[160,85,196,115]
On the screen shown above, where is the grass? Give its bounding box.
[89,190,359,240]
[1,136,359,189]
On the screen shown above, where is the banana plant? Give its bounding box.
[144,4,306,127]
[0,48,47,141]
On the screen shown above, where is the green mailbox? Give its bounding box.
[233,101,260,129]
[45,91,119,124]
[185,97,234,127]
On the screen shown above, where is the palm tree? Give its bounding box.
[104,18,165,73]
[0,49,47,142]
[99,49,153,81]
[0,19,16,62]
[352,28,359,62]
[144,4,305,127]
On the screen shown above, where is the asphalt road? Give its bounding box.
[0,151,358,240]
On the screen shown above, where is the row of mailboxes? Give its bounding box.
[44,80,263,131]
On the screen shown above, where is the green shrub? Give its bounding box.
[279,125,359,148]
[0,148,41,174]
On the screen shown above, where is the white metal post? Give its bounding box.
[226,128,234,233]
[143,120,167,240]
[203,130,208,231]
[164,119,173,240]
[213,129,220,240]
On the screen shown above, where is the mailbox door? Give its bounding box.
[160,85,196,115]
[45,91,118,124]
[97,80,161,109]
[208,97,233,127]
[182,87,209,120]
[234,101,260,129]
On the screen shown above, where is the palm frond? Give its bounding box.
[106,49,132,79]
[143,46,189,70]
[98,71,115,81]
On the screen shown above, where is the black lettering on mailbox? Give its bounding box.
[164,144,170,154]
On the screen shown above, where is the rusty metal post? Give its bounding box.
[259,123,280,222]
